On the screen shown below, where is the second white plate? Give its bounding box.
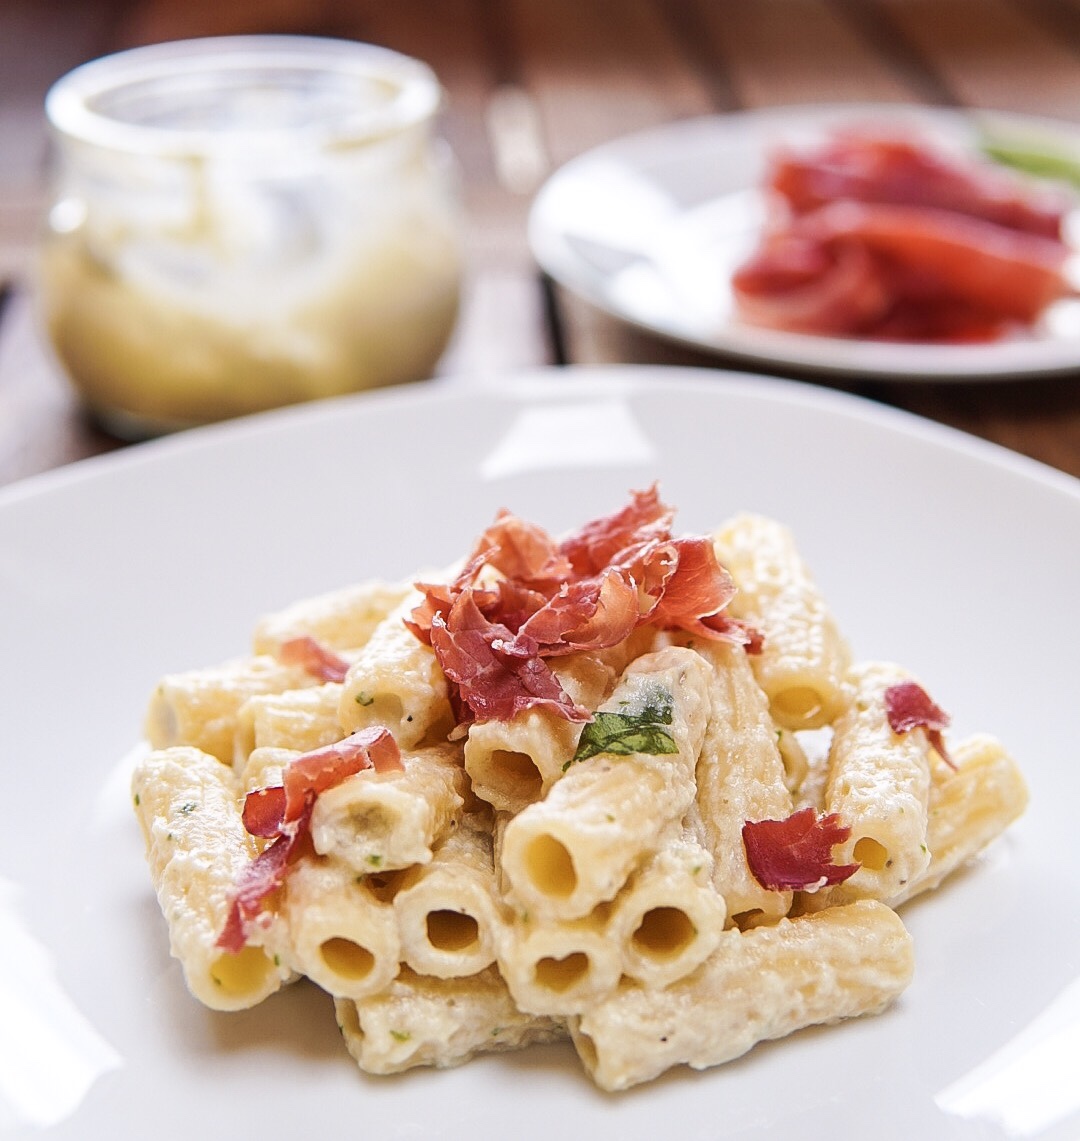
[528,103,1080,380]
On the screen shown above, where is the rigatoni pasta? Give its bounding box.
[604,816,727,987]
[335,966,565,1074]
[692,638,795,926]
[131,746,292,1010]
[309,743,467,872]
[822,660,935,903]
[337,590,454,748]
[145,656,318,763]
[713,512,851,729]
[131,489,1027,1091]
[499,646,711,921]
[280,855,401,1000]
[393,815,505,978]
[570,900,914,1092]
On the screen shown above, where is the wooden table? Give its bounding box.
[4,0,1080,487]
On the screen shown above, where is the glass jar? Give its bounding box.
[39,36,463,437]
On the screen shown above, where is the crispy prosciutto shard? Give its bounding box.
[558,484,674,576]
[742,807,859,892]
[516,571,640,656]
[216,823,304,955]
[276,634,351,683]
[468,508,573,586]
[279,727,403,822]
[241,785,287,838]
[217,727,402,953]
[885,680,954,769]
[428,596,591,724]
[627,535,737,634]
[405,488,761,726]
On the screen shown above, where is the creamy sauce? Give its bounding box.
[40,197,461,434]
[40,43,463,436]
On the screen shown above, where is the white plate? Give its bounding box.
[528,104,1080,379]
[1,366,1078,1141]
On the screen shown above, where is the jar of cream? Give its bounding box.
[39,36,463,437]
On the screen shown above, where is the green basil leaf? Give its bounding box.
[570,683,679,764]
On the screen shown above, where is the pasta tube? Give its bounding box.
[238,744,295,795]
[252,579,412,654]
[233,682,344,768]
[463,649,621,814]
[337,591,453,748]
[824,661,933,902]
[889,733,1028,907]
[500,646,712,920]
[693,639,795,926]
[309,743,467,873]
[571,899,914,1091]
[713,513,851,729]
[496,908,622,1017]
[281,856,400,1000]
[131,746,291,1011]
[775,723,810,794]
[145,656,316,763]
[335,966,565,1074]
[394,818,504,978]
[606,818,726,988]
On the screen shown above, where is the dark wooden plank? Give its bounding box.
[865,376,1080,478]
[0,289,121,486]
[508,0,714,168]
[689,0,925,109]
[0,0,131,280]
[876,0,1080,120]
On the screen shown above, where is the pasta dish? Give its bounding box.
[131,487,1026,1090]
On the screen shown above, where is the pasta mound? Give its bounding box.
[132,496,1027,1091]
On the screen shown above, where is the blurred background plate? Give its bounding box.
[528,104,1080,380]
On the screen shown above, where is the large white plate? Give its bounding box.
[1,366,1078,1140]
[529,104,1080,379]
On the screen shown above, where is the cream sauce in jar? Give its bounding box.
[39,37,463,436]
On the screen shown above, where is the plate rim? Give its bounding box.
[3,365,1079,511]
[2,363,1078,1140]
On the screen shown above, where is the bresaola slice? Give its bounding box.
[218,727,402,951]
[770,131,1070,238]
[733,128,1073,342]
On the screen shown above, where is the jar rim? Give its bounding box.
[45,35,442,157]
